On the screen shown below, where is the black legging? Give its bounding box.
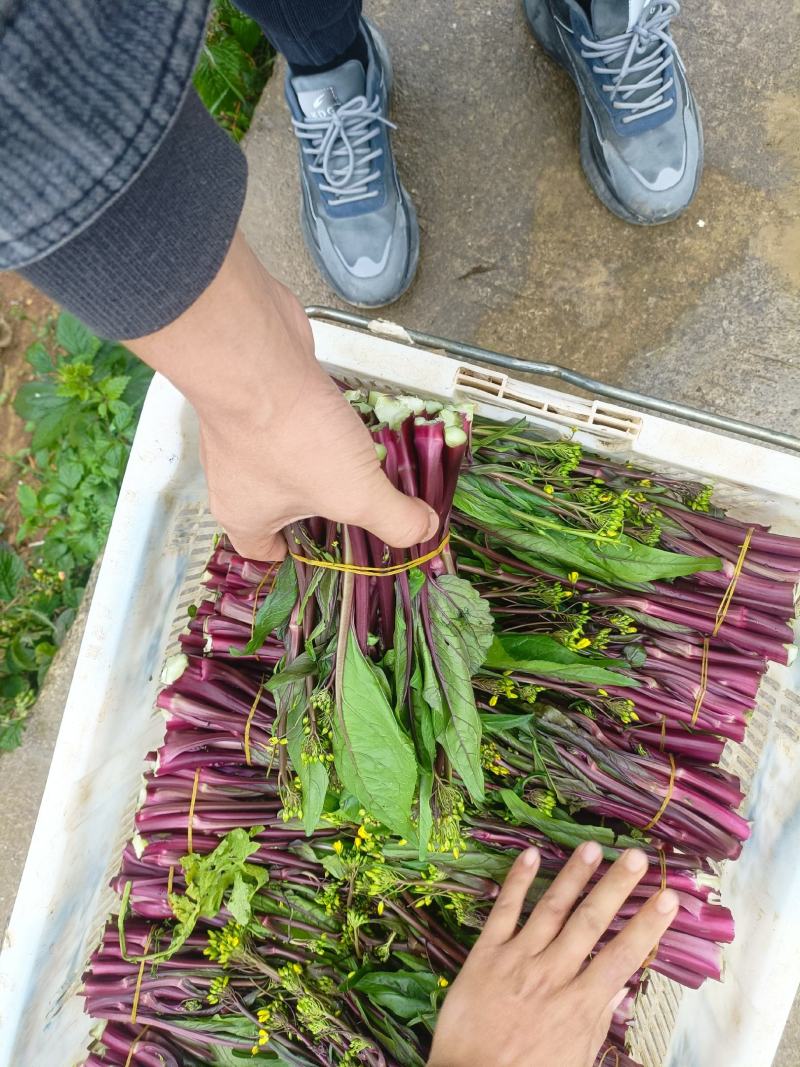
[235,0,362,67]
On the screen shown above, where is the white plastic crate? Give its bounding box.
[1,319,799,1067]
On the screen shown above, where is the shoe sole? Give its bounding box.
[522,0,703,226]
[297,18,420,308]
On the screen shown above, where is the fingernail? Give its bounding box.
[622,849,648,873]
[609,987,630,1012]
[579,840,602,865]
[522,847,539,868]
[656,889,679,914]
[425,507,440,540]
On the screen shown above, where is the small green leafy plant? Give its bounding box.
[0,313,151,750]
[194,0,274,140]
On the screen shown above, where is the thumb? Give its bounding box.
[225,527,288,563]
[352,471,439,549]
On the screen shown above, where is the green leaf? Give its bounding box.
[482,636,636,688]
[499,790,636,858]
[131,828,267,962]
[227,872,255,924]
[14,381,73,448]
[265,651,316,692]
[0,548,25,601]
[431,575,494,673]
[57,458,84,490]
[354,970,439,1020]
[428,609,484,805]
[25,342,52,375]
[488,632,617,668]
[98,374,129,401]
[228,11,263,54]
[301,759,329,836]
[414,615,443,728]
[393,598,409,711]
[196,36,250,109]
[410,687,436,771]
[333,632,417,838]
[480,711,536,735]
[321,852,346,880]
[281,679,328,835]
[625,609,692,635]
[56,311,98,355]
[16,483,37,516]
[237,558,297,655]
[490,524,720,587]
[407,567,426,599]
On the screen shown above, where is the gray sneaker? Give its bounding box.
[524,0,703,224]
[285,19,419,307]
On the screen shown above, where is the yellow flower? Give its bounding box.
[292,963,303,974]
[397,838,408,847]
[543,484,555,495]
[257,1008,271,1024]
[332,840,343,854]
[489,694,499,707]
[251,1046,260,1056]
[377,900,385,916]
[598,689,608,697]
[575,637,591,650]
[438,977,449,988]
[568,571,579,584]
[258,1031,270,1046]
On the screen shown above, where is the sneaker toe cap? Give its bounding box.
[315,196,418,306]
[595,101,703,223]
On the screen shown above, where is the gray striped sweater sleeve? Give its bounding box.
[0,0,248,338]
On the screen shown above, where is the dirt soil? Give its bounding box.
[0,274,58,538]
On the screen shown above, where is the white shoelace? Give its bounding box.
[292,95,395,206]
[580,1,682,123]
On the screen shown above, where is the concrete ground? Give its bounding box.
[1,0,798,1063]
[239,1,800,1062]
[242,0,800,440]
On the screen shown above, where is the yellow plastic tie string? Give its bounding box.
[187,767,201,854]
[244,680,265,767]
[643,851,670,971]
[713,528,754,636]
[166,865,175,897]
[642,754,677,832]
[124,1025,150,1067]
[659,714,667,753]
[691,637,710,726]
[290,532,450,577]
[130,930,154,1024]
[598,1048,621,1067]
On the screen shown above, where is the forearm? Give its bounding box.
[127,230,313,432]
